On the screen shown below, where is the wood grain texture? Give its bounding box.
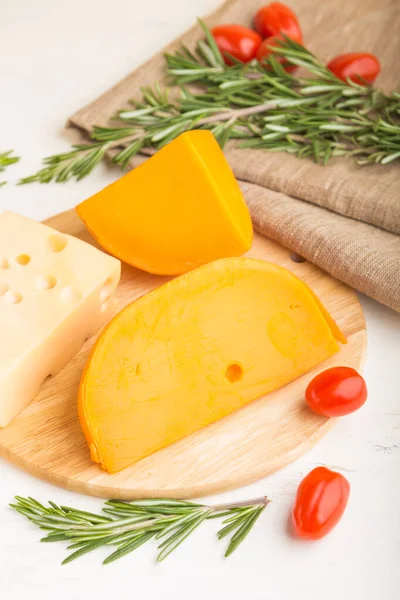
[0,210,366,499]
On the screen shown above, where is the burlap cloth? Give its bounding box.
[69,0,400,311]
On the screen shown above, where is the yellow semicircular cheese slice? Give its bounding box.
[78,257,346,473]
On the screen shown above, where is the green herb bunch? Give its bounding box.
[11,494,270,564]
[21,21,400,185]
[0,151,20,186]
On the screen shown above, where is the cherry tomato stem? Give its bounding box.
[292,467,350,540]
[306,366,367,417]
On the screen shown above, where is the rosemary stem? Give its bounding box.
[103,133,143,149]
[199,102,280,125]
[210,496,271,512]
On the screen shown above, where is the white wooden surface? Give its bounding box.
[1,1,399,599]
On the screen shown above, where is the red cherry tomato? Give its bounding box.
[256,33,299,73]
[292,467,350,540]
[306,366,367,417]
[327,52,380,84]
[211,25,262,65]
[254,2,303,42]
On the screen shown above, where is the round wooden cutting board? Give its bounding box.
[0,210,366,499]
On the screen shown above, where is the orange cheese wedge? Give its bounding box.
[79,257,346,473]
[76,131,253,275]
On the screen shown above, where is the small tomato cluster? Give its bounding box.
[211,2,380,83]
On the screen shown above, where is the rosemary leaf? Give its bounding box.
[41,533,71,543]
[220,505,257,524]
[0,150,20,185]
[104,531,155,564]
[224,506,265,558]
[197,18,224,67]
[154,510,206,540]
[217,511,258,540]
[156,510,211,562]
[63,535,116,565]
[59,506,111,523]
[67,540,94,550]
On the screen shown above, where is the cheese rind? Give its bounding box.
[76,130,253,275]
[79,257,345,473]
[0,211,121,427]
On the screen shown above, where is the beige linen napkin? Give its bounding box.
[243,182,400,311]
[69,0,400,310]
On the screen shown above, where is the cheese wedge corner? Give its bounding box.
[76,130,253,275]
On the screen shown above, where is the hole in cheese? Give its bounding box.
[4,290,23,304]
[47,235,68,253]
[0,258,10,269]
[225,363,243,383]
[14,254,31,266]
[0,282,10,296]
[59,287,82,303]
[35,274,57,290]
[100,278,115,303]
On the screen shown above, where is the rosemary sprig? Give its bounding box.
[11,495,270,564]
[21,22,400,184]
[0,150,20,186]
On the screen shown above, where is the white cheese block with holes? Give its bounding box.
[0,211,121,427]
